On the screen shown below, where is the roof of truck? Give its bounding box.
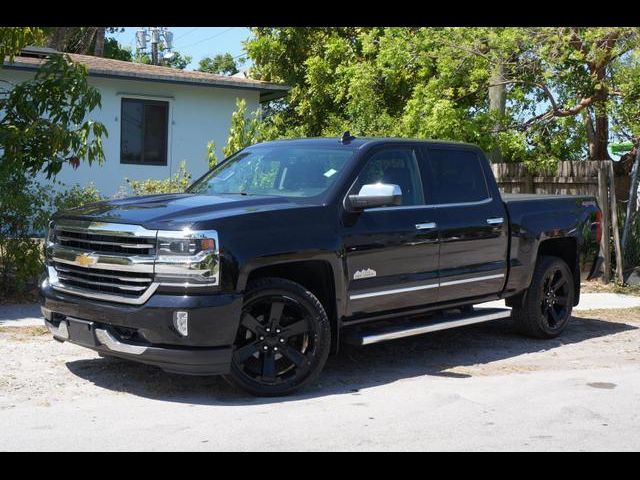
[248,136,481,150]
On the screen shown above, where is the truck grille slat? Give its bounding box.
[54,264,152,283]
[57,273,149,292]
[56,235,152,250]
[55,228,155,256]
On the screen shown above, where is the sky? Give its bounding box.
[111,27,252,71]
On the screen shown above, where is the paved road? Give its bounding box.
[1,305,639,451]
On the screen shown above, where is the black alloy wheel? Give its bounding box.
[540,265,571,331]
[512,255,575,339]
[228,277,331,396]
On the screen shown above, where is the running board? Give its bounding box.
[344,307,512,346]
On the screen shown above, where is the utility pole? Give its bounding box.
[136,27,174,66]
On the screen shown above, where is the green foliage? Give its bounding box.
[198,53,240,75]
[133,49,192,69]
[0,27,45,61]
[246,27,640,165]
[0,29,109,295]
[52,183,103,212]
[125,161,192,195]
[221,98,266,158]
[103,37,132,61]
[0,53,107,179]
[0,176,104,295]
[207,141,218,169]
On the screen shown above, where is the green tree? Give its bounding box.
[198,53,240,75]
[206,98,268,167]
[133,48,192,69]
[103,37,132,61]
[1,27,107,294]
[245,27,640,167]
[1,53,107,178]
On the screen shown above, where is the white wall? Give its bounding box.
[1,69,261,196]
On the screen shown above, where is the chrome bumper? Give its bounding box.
[44,316,148,356]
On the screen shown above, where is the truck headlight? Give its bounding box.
[154,229,220,288]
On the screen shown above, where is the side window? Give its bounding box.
[423,148,490,204]
[354,148,425,206]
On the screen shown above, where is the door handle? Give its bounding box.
[487,217,504,225]
[415,222,437,230]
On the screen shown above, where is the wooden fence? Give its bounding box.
[491,160,624,283]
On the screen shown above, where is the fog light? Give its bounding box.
[173,311,189,336]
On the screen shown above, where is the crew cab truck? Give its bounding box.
[41,134,602,396]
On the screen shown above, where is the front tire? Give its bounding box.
[512,255,575,339]
[227,277,331,396]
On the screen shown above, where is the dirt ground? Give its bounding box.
[1,308,639,451]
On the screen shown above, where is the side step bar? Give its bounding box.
[344,307,512,346]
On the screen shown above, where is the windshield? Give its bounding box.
[187,145,354,198]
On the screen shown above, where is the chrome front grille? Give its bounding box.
[56,227,156,256]
[53,262,154,294]
[46,219,159,305]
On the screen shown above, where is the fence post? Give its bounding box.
[598,163,611,283]
[609,161,624,283]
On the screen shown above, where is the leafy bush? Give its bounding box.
[0,177,104,296]
[125,160,192,196]
[53,183,104,213]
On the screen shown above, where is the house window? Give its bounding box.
[120,98,169,166]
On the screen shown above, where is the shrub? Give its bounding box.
[125,160,192,196]
[0,177,104,296]
[0,174,49,294]
[53,182,104,213]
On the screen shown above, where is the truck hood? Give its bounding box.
[54,193,303,229]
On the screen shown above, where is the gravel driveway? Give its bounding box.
[1,306,639,451]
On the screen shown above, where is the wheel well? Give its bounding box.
[246,261,338,351]
[537,237,580,303]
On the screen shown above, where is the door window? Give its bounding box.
[353,148,425,206]
[422,148,490,204]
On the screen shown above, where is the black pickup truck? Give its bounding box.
[41,135,602,396]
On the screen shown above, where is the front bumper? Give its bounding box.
[40,283,243,375]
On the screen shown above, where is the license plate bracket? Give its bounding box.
[67,318,98,347]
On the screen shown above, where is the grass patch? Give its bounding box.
[581,281,640,296]
[573,306,640,322]
[0,325,49,336]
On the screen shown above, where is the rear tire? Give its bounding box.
[227,277,331,396]
[512,255,574,339]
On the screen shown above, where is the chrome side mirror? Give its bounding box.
[347,183,402,211]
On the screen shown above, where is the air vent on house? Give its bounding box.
[19,46,60,59]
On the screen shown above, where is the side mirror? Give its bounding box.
[347,183,402,211]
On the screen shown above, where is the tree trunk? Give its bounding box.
[592,68,611,161]
[622,146,640,262]
[582,109,597,159]
[593,107,611,160]
[47,27,69,51]
[488,62,506,163]
[94,28,105,57]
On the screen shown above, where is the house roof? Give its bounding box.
[3,52,289,102]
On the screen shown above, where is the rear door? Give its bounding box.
[421,146,508,303]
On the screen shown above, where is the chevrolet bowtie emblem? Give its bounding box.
[75,254,97,267]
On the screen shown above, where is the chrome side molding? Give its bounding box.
[346,308,512,346]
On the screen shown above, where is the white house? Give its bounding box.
[1,49,288,195]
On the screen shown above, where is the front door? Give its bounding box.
[343,146,440,317]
